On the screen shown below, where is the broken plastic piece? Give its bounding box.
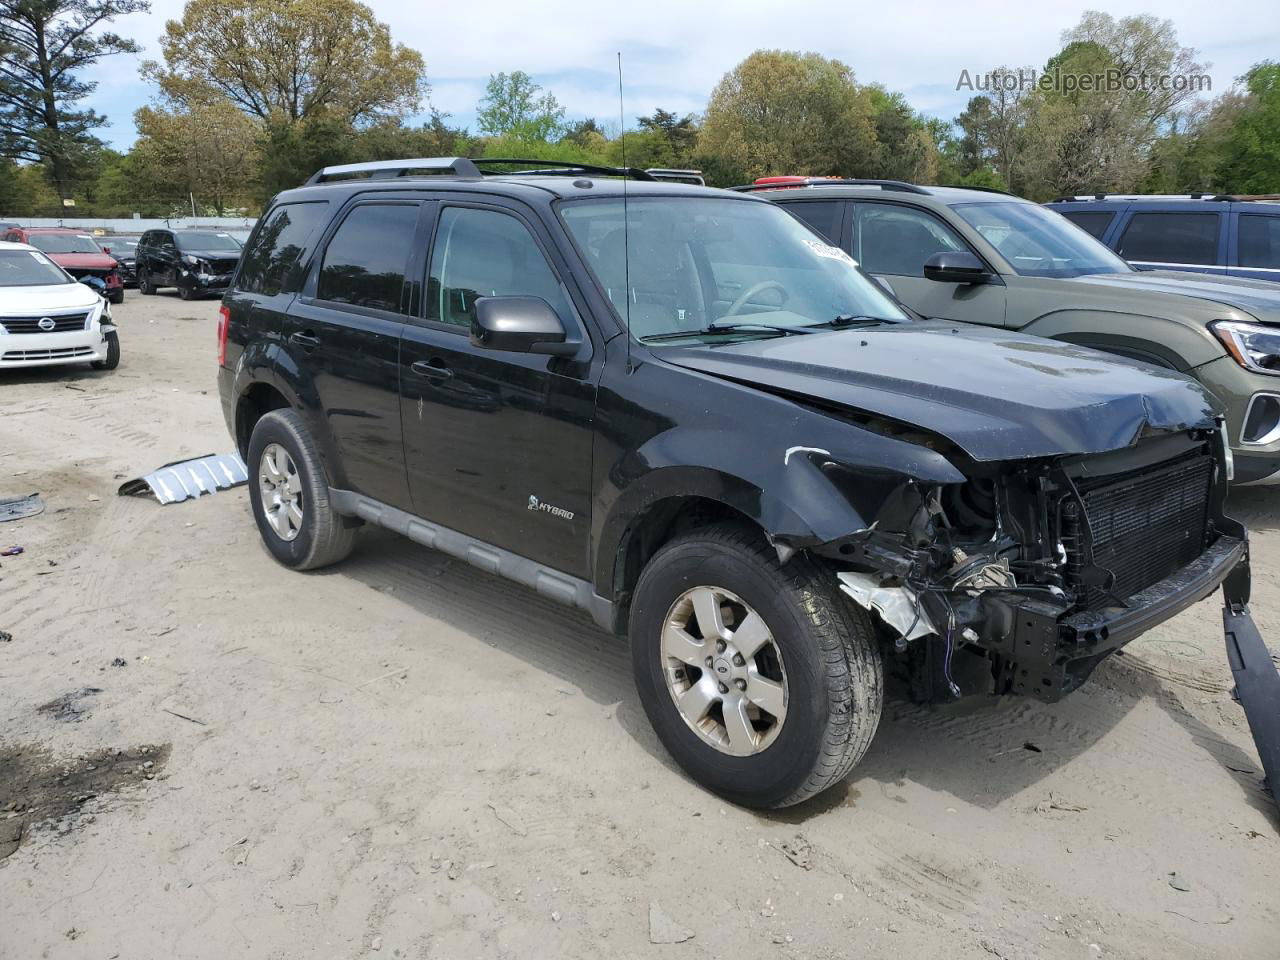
[837,570,936,641]
[1223,603,1280,808]
[0,493,43,523]
[0,546,23,557]
[117,453,248,505]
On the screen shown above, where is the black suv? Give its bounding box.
[136,228,243,300]
[217,158,1268,808]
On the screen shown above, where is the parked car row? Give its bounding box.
[747,178,1280,487]
[215,157,1274,810]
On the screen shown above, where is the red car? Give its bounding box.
[1,227,124,304]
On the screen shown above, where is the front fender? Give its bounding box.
[1019,309,1224,371]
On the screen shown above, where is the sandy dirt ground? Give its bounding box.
[2,291,1278,960]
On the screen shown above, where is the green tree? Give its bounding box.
[636,108,698,163]
[1218,62,1280,193]
[145,0,425,125]
[132,99,259,212]
[699,50,879,182]
[0,0,149,200]
[476,71,565,141]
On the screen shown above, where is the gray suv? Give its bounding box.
[754,179,1280,486]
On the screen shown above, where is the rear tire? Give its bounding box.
[630,523,883,808]
[247,409,357,570]
[90,330,120,370]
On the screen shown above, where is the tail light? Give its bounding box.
[217,305,230,367]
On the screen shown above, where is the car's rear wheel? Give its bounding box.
[138,271,156,295]
[90,330,120,370]
[630,523,883,808]
[247,409,357,570]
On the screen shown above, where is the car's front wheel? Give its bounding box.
[246,409,357,570]
[630,523,883,809]
[138,271,156,295]
[90,330,120,370]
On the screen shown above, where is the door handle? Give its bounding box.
[411,359,453,380]
[290,331,320,348]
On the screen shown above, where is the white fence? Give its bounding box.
[5,217,258,238]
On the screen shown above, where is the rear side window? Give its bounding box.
[317,203,419,313]
[236,201,328,295]
[427,207,570,328]
[783,201,843,243]
[1238,215,1280,269]
[1061,211,1115,240]
[1118,212,1219,265]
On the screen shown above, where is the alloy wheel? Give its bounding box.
[660,585,788,757]
[258,443,303,541]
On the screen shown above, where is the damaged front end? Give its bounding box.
[815,426,1247,705]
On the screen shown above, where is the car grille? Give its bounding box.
[1062,446,1213,610]
[208,258,238,276]
[0,312,91,334]
[3,346,94,361]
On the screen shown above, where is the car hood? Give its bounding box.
[0,282,101,314]
[48,252,117,270]
[658,321,1217,462]
[181,249,240,261]
[1069,270,1280,321]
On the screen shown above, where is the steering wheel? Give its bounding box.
[725,280,787,317]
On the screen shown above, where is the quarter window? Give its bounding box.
[317,203,419,313]
[236,201,328,295]
[428,207,570,328]
[1118,212,1219,265]
[857,204,967,277]
[1238,215,1280,269]
[1061,211,1115,240]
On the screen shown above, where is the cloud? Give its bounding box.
[84,0,1280,149]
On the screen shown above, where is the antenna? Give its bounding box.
[617,51,633,372]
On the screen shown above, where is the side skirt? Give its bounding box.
[329,488,615,632]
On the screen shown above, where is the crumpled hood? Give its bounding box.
[658,321,1217,462]
[181,249,240,262]
[48,252,117,270]
[1069,270,1280,321]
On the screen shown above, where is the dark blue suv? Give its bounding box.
[1045,194,1280,283]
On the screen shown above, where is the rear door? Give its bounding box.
[1114,210,1226,274]
[154,231,180,285]
[399,199,597,578]
[284,198,427,509]
[1229,210,1280,283]
[851,200,1007,325]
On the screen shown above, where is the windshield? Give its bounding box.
[559,196,908,341]
[952,202,1132,278]
[175,231,242,252]
[0,249,71,286]
[28,233,105,255]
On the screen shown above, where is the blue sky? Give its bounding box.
[83,0,1279,150]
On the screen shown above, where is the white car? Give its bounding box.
[0,240,119,371]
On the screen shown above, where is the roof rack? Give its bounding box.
[939,184,1011,195]
[470,158,657,181]
[645,168,705,185]
[730,177,931,195]
[304,156,659,186]
[306,157,482,184]
[1050,192,1240,203]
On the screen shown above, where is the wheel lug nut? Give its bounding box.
[732,653,744,667]
[735,679,746,691]
[715,640,726,654]
[705,657,714,667]
[718,682,729,695]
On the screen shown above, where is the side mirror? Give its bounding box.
[923,251,994,285]
[472,296,579,357]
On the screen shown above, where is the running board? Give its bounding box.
[328,489,615,632]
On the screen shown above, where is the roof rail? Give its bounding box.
[645,168,705,185]
[729,177,931,195]
[305,157,481,185]
[471,158,657,181]
[939,184,1012,195]
[1050,192,1241,203]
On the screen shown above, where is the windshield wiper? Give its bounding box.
[642,321,819,342]
[814,315,901,329]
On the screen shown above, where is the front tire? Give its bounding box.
[177,282,196,301]
[630,524,883,809]
[247,409,357,570]
[138,271,156,295]
[90,330,120,370]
